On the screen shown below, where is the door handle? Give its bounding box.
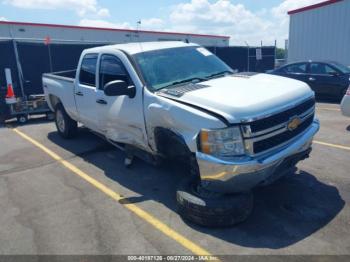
[75,91,84,96]
[309,77,315,81]
[96,99,107,105]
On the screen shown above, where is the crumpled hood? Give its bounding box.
[159,73,314,124]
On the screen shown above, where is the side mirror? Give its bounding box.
[104,80,136,98]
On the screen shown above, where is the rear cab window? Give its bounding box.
[79,53,98,87]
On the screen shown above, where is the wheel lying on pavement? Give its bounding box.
[176,176,253,227]
[55,103,78,139]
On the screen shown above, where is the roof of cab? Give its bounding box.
[85,41,199,55]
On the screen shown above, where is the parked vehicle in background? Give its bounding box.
[269,61,350,101]
[43,42,319,227]
[341,87,350,117]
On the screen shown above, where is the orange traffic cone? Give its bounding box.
[5,84,17,104]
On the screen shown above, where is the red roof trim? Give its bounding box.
[288,0,343,15]
[0,21,230,39]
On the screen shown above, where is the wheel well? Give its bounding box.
[154,127,192,159]
[49,95,62,110]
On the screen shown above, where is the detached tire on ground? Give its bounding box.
[176,176,253,227]
[55,103,78,139]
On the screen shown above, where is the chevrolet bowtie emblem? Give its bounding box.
[287,116,302,131]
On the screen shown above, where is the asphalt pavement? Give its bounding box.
[0,101,349,258]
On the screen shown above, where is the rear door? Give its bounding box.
[308,62,343,97]
[74,53,100,131]
[95,52,148,149]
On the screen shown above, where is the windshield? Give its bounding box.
[331,62,350,74]
[133,46,233,90]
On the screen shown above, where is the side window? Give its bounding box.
[310,63,326,75]
[79,54,98,86]
[99,55,130,90]
[310,63,338,75]
[284,63,307,74]
[325,65,339,75]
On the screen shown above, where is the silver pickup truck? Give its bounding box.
[43,41,319,226]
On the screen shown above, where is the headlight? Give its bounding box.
[199,126,245,157]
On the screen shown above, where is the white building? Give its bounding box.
[0,21,229,47]
[288,0,350,66]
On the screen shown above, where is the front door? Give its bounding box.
[95,53,148,150]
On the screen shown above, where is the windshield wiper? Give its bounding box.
[161,77,207,89]
[206,70,234,79]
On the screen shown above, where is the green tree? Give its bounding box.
[276,48,286,59]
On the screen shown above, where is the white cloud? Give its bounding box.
[0,17,8,21]
[78,19,131,29]
[169,0,272,45]
[272,0,322,19]
[4,0,109,17]
[7,0,324,47]
[97,8,110,18]
[269,0,322,44]
[165,0,325,47]
[141,18,165,30]
[78,18,166,31]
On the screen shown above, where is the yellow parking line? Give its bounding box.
[316,107,340,111]
[12,128,213,257]
[314,140,350,151]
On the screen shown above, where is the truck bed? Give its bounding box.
[43,69,78,119]
[43,70,76,83]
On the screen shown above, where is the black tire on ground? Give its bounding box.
[16,114,28,124]
[55,103,78,139]
[176,176,253,227]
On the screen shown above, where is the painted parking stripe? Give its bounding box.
[12,128,214,257]
[314,140,350,151]
[316,107,340,111]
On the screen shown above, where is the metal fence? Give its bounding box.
[208,46,275,73]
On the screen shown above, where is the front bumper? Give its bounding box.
[196,119,320,193]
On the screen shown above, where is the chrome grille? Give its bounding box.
[242,97,315,155]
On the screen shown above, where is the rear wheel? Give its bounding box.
[176,176,253,227]
[55,103,78,138]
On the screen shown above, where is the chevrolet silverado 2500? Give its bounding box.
[43,42,319,226]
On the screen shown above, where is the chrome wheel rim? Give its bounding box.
[19,116,26,123]
[56,110,65,133]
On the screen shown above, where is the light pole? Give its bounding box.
[244,41,250,72]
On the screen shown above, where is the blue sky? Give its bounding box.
[0,0,322,47]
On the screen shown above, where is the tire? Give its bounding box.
[17,114,28,124]
[55,103,78,138]
[176,176,253,227]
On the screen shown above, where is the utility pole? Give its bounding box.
[244,41,250,72]
[274,39,277,68]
